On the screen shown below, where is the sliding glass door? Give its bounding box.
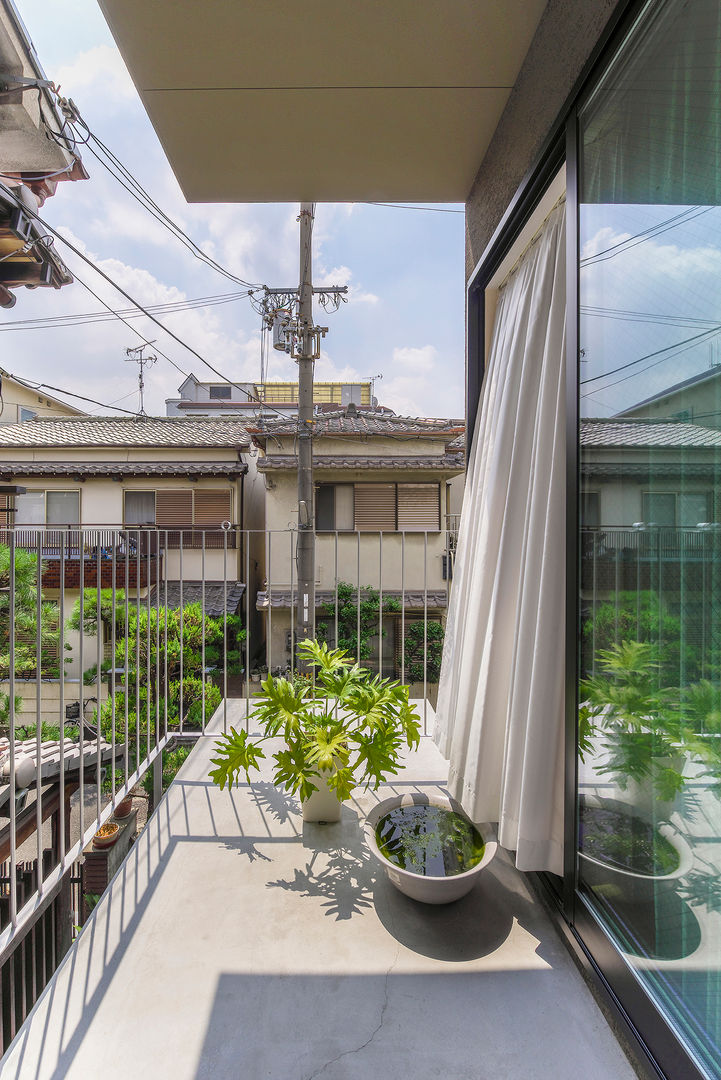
[577,2,721,1076]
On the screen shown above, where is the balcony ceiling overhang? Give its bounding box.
[97,0,546,203]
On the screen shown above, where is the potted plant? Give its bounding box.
[208,639,421,822]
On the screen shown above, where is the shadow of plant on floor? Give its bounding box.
[266,841,374,920]
[222,836,272,863]
[250,780,301,824]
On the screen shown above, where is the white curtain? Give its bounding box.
[434,202,567,875]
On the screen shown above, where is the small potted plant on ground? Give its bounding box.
[208,639,421,821]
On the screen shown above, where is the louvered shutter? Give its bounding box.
[156,489,193,548]
[397,484,440,531]
[194,489,232,525]
[354,484,395,531]
[194,489,233,548]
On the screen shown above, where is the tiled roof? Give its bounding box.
[0,416,251,448]
[250,406,463,440]
[149,580,245,617]
[257,453,464,472]
[0,737,123,809]
[0,461,247,478]
[580,418,721,448]
[256,588,448,610]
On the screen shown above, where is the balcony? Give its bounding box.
[0,715,636,1080]
[0,524,639,1077]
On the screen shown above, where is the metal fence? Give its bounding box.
[0,523,455,972]
[580,525,721,680]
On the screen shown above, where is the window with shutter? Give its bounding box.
[194,489,232,525]
[156,489,193,547]
[397,483,440,531]
[155,490,193,525]
[354,484,395,531]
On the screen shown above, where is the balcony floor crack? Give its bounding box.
[303,942,401,1080]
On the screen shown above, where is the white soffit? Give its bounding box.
[97,0,547,203]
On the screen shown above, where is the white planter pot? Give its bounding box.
[301,772,342,823]
[364,792,496,905]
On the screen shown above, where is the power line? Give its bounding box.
[580,207,713,267]
[5,370,138,415]
[57,103,266,292]
[581,323,721,387]
[365,202,464,214]
[0,288,250,331]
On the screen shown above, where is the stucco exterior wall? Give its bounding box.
[465,0,624,278]
[0,377,84,425]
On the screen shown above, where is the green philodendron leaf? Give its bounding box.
[306,727,350,772]
[327,766,355,802]
[208,727,266,790]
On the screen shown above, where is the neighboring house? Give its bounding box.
[0,0,87,307]
[0,367,86,424]
[617,365,721,431]
[0,416,256,679]
[249,405,464,679]
[166,374,377,418]
[580,417,721,528]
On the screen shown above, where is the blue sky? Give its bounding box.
[6,0,465,419]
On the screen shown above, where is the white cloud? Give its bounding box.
[391,345,438,373]
[55,45,135,103]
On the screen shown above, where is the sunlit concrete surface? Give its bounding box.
[0,705,637,1080]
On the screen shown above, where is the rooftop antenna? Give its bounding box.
[125,343,157,416]
[365,372,382,406]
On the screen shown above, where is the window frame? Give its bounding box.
[315,481,442,533]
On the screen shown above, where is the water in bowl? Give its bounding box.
[375,804,485,878]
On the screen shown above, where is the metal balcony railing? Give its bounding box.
[0,522,457,1044]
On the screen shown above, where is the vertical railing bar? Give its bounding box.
[401,531,406,685]
[423,531,428,736]
[78,539,85,854]
[267,532,273,678]
[135,530,141,779]
[9,532,17,926]
[223,527,228,735]
[179,534,184,734]
[591,531,598,677]
[123,534,129,783]
[154,529,161,753]
[289,529,295,676]
[110,537,116,807]
[59,528,66,863]
[244,529,250,730]
[201,534,206,734]
[146,535,151,762]
[163,530,168,741]
[356,531,361,666]
[95,535,102,827]
[333,531,339,650]
[378,531,383,677]
[35,530,43,889]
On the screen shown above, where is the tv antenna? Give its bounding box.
[125,343,157,416]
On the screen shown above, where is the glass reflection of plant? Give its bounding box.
[581,640,721,801]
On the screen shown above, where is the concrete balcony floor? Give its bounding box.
[0,705,637,1080]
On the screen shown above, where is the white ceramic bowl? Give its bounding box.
[364,792,496,904]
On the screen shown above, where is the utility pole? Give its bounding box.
[295,203,315,667]
[260,208,347,670]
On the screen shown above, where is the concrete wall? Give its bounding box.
[465,0,624,278]
[0,679,109,726]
